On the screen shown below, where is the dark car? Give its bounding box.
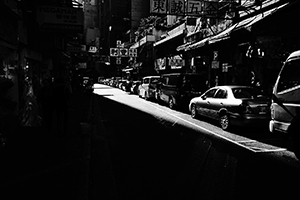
[130,80,141,94]
[156,73,207,109]
[189,85,270,130]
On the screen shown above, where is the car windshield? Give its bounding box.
[150,78,160,83]
[277,59,300,93]
[232,87,266,99]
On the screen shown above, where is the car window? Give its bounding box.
[277,59,300,93]
[150,77,160,84]
[168,75,178,86]
[143,78,149,84]
[203,88,218,98]
[232,87,265,99]
[215,89,227,99]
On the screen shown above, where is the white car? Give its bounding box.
[138,76,160,100]
[189,85,270,130]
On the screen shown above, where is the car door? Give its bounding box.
[210,88,228,119]
[159,76,169,102]
[197,88,218,118]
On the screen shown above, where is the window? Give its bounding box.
[215,89,227,99]
[168,75,179,86]
[143,78,150,84]
[161,76,168,85]
[150,77,160,84]
[277,59,300,93]
[232,87,265,99]
[203,88,218,98]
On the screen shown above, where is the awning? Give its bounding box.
[153,29,185,47]
[130,35,156,49]
[153,23,186,47]
[180,0,290,52]
[184,37,210,51]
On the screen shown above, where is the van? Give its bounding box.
[270,50,300,157]
[138,76,160,100]
[156,73,207,109]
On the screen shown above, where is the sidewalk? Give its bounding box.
[0,89,92,200]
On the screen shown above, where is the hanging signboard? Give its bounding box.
[129,48,138,57]
[116,57,121,65]
[110,48,120,57]
[211,60,219,69]
[119,48,129,57]
[168,55,185,69]
[154,58,166,70]
[36,6,83,31]
[222,63,228,72]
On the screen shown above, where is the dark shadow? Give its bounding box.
[90,92,300,200]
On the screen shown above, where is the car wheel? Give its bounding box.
[169,98,174,109]
[220,114,230,130]
[191,104,198,118]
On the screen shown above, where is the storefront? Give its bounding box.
[129,35,156,79]
[153,23,187,74]
[179,0,297,92]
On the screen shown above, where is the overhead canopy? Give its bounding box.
[178,0,290,52]
[153,23,186,47]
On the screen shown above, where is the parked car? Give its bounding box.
[189,85,270,130]
[138,76,160,100]
[269,50,300,157]
[130,80,141,94]
[156,73,207,109]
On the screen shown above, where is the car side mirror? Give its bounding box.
[201,96,207,100]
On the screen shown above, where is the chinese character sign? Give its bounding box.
[119,48,129,57]
[150,0,221,17]
[129,48,137,57]
[169,0,185,15]
[150,0,167,14]
[110,48,120,57]
[186,0,204,16]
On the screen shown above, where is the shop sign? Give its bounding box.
[150,0,167,14]
[88,46,98,53]
[119,48,128,57]
[110,48,120,57]
[211,60,219,69]
[155,58,166,70]
[168,56,185,69]
[151,0,219,17]
[77,63,87,69]
[116,40,122,48]
[129,48,138,57]
[213,51,219,61]
[116,57,121,65]
[37,6,83,31]
[222,63,228,72]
